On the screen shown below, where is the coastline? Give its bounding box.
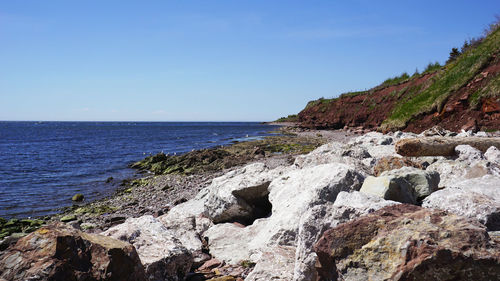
[1,124,348,245]
[2,125,500,280]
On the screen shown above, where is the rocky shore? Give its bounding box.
[0,127,331,245]
[1,126,500,280]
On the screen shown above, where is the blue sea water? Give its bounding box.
[0,121,280,218]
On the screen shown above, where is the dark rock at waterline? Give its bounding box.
[72,193,84,202]
[0,218,44,241]
[129,136,325,176]
[0,223,146,281]
[314,204,500,281]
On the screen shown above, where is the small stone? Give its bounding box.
[71,193,84,202]
[80,222,96,231]
[60,214,77,222]
[207,277,235,281]
[198,258,222,271]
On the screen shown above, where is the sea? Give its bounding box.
[0,121,280,218]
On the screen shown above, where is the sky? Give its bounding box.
[1,1,499,121]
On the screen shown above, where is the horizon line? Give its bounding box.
[0,120,272,123]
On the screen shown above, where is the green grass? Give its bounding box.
[339,90,369,98]
[468,72,500,108]
[304,97,336,109]
[382,26,500,130]
[423,62,442,74]
[382,72,410,87]
[275,114,299,122]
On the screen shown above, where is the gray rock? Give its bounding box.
[102,215,192,281]
[360,175,417,204]
[422,175,500,230]
[380,167,439,200]
[341,145,371,159]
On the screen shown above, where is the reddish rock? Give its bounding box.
[482,98,500,114]
[461,118,478,132]
[314,204,500,281]
[372,156,423,176]
[0,223,146,281]
[298,55,500,133]
[297,73,438,130]
[198,258,222,271]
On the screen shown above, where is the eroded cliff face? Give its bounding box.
[297,26,500,133]
[405,55,500,133]
[298,72,436,131]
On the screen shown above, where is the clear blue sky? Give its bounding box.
[1,1,498,121]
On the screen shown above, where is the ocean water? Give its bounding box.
[0,121,280,218]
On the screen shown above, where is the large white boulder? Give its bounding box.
[158,199,212,255]
[422,175,500,230]
[427,158,500,187]
[101,215,192,281]
[158,163,289,261]
[203,162,290,223]
[293,141,344,168]
[204,163,364,265]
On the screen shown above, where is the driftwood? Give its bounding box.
[395,137,500,157]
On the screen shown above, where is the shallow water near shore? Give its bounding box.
[0,121,280,218]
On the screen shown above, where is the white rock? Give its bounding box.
[422,175,500,230]
[293,141,344,168]
[485,146,500,164]
[475,131,488,137]
[258,163,364,245]
[204,163,364,266]
[203,222,256,264]
[393,131,417,139]
[333,191,400,212]
[159,199,211,255]
[245,246,296,281]
[204,163,289,223]
[427,159,500,187]
[349,132,393,146]
[455,144,484,163]
[102,215,192,281]
[456,130,474,137]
